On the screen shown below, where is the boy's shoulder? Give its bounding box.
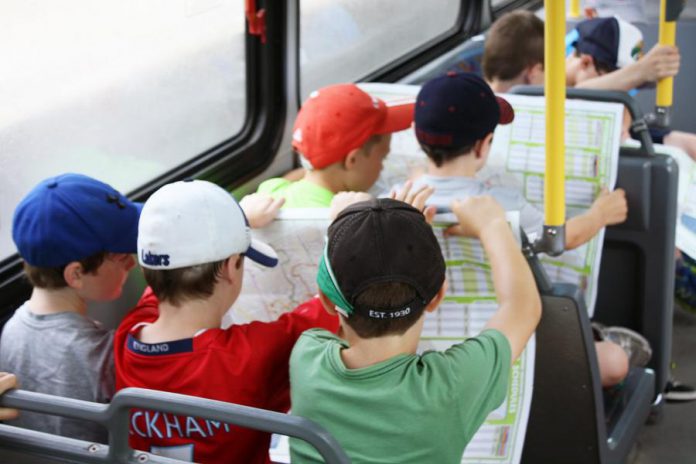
[296,327,342,346]
[117,292,336,354]
[256,178,334,208]
[257,177,292,195]
[3,302,108,336]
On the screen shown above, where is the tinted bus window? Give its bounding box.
[0,0,245,259]
[300,0,460,99]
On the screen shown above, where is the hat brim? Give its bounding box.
[375,101,415,134]
[246,237,279,267]
[496,96,515,125]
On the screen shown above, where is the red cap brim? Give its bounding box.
[496,96,515,125]
[375,101,415,134]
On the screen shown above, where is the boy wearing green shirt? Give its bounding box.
[289,196,542,463]
[257,84,414,207]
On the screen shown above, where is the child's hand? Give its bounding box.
[390,180,437,224]
[639,44,680,82]
[0,373,19,421]
[591,188,627,227]
[330,192,373,220]
[445,196,507,238]
[239,194,285,229]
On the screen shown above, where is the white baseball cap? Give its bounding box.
[138,180,278,270]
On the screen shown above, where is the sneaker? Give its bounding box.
[664,380,696,403]
[602,326,653,368]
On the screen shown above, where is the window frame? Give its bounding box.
[491,0,543,18]
[0,0,289,315]
[351,0,487,86]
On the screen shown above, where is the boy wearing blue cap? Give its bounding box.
[483,11,680,95]
[0,173,142,443]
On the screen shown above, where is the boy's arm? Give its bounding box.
[448,196,541,362]
[566,188,627,250]
[576,44,680,91]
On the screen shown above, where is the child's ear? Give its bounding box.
[63,262,84,289]
[581,54,594,69]
[525,62,544,85]
[317,290,338,315]
[220,255,243,283]
[474,133,494,159]
[425,279,448,313]
[343,148,361,171]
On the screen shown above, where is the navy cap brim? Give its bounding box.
[246,237,279,267]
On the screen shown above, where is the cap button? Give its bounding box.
[47,181,58,189]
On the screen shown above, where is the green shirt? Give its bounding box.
[289,329,512,464]
[256,178,334,208]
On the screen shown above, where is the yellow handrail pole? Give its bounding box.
[540,0,566,255]
[654,0,678,126]
[570,0,581,19]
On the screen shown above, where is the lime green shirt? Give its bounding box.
[289,329,512,464]
[256,178,334,208]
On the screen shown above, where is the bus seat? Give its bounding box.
[521,283,654,464]
[594,148,678,399]
[0,388,349,464]
[510,86,676,405]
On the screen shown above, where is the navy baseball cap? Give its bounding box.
[574,17,644,71]
[415,72,514,150]
[13,173,142,267]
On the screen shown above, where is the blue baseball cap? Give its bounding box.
[415,72,514,150]
[12,173,142,267]
[574,17,644,71]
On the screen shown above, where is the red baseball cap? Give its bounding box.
[292,84,415,169]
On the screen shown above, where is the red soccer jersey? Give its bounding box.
[114,288,339,464]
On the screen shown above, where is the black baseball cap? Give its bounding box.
[414,72,514,150]
[317,198,446,319]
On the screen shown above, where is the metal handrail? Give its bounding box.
[0,387,350,464]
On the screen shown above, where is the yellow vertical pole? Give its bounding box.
[570,0,581,18]
[656,0,676,108]
[545,0,566,230]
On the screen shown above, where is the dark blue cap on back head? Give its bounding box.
[414,72,514,150]
[12,173,142,267]
[575,17,620,70]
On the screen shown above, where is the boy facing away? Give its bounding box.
[0,173,141,443]
[483,12,695,160]
[405,72,631,388]
[289,197,541,463]
[114,180,338,464]
[406,72,628,252]
[257,83,414,207]
[482,11,680,95]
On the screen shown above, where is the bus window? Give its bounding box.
[299,0,461,100]
[0,0,246,259]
